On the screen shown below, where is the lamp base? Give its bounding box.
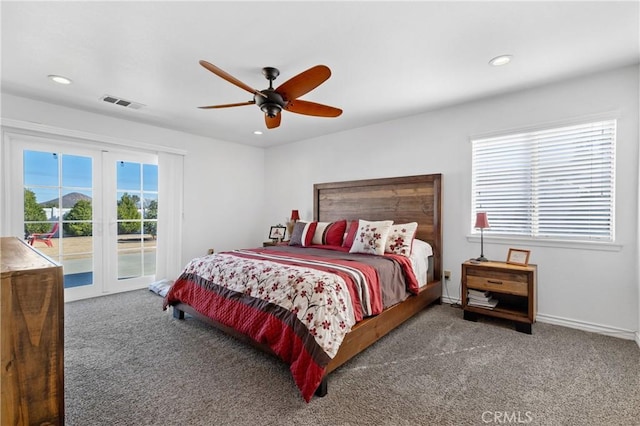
[476,255,489,262]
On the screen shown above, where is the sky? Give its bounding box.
[24,149,157,207]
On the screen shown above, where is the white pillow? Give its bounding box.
[409,239,433,286]
[412,238,433,258]
[349,220,394,255]
[385,222,418,257]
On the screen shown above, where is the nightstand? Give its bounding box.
[461,260,537,334]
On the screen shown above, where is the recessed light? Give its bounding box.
[48,75,72,85]
[489,55,512,67]
[253,130,263,135]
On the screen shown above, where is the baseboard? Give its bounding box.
[442,295,637,344]
[537,313,636,341]
[441,295,462,306]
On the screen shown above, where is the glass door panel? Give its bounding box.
[115,160,158,284]
[142,189,158,276]
[61,218,93,289]
[23,150,95,291]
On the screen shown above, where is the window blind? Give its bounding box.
[471,119,616,241]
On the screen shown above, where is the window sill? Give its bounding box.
[466,235,622,252]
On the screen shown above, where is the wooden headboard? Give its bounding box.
[313,174,442,281]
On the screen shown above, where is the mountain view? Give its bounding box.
[40,192,92,208]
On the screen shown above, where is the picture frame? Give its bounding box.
[268,225,286,242]
[506,248,531,266]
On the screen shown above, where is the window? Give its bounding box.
[471,119,616,242]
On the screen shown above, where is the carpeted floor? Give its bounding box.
[64,289,639,425]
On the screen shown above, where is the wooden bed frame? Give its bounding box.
[172,173,443,397]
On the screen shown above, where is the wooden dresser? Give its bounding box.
[1,236,64,425]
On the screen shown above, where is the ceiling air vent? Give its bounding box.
[100,95,145,110]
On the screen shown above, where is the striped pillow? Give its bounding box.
[311,220,347,246]
[288,221,317,247]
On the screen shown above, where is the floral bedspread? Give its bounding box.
[163,248,404,402]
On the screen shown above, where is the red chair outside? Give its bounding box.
[28,222,59,247]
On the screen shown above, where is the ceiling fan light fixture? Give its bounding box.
[260,103,282,118]
[489,55,513,67]
[48,74,72,85]
[253,130,263,135]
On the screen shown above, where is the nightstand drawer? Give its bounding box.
[466,271,528,296]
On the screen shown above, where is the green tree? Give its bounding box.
[144,199,158,237]
[63,200,93,236]
[118,193,141,234]
[24,188,49,235]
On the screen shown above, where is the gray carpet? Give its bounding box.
[64,289,639,425]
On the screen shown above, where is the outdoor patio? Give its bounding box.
[28,235,156,287]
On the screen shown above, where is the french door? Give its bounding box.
[104,151,159,292]
[14,135,158,301]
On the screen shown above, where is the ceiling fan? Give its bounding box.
[198,60,342,129]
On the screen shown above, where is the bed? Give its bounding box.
[163,173,442,401]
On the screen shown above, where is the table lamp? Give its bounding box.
[475,212,490,262]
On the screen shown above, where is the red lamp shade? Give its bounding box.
[475,212,490,229]
[290,210,300,221]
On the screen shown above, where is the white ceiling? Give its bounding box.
[2,1,638,148]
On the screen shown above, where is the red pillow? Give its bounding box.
[301,221,318,247]
[326,220,347,246]
[342,220,359,249]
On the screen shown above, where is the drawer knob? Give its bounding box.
[487,280,503,285]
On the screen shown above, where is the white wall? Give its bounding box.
[0,93,265,268]
[264,65,640,336]
[638,64,640,347]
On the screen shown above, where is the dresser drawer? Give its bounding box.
[466,269,528,296]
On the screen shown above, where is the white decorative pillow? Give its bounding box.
[349,220,394,255]
[385,222,418,257]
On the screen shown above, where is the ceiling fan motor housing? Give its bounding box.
[255,89,285,118]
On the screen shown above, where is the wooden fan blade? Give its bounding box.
[198,101,255,109]
[265,112,281,129]
[199,60,266,98]
[275,65,331,101]
[284,99,342,117]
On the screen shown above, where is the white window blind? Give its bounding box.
[471,119,616,241]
